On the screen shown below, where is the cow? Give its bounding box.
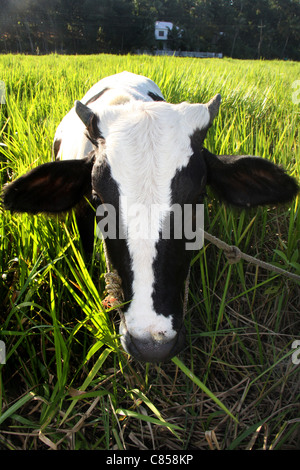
[3,72,298,363]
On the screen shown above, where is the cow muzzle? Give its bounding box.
[119,321,186,363]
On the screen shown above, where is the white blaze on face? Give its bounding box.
[99,100,210,341]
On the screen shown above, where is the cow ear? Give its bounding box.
[3,156,94,214]
[205,94,222,126]
[203,150,299,207]
[75,100,102,144]
[190,94,222,149]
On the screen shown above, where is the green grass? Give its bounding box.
[0,54,299,450]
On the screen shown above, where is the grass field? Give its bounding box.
[0,54,299,450]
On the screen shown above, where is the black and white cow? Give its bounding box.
[3,72,298,362]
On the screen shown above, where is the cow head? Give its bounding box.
[3,95,298,362]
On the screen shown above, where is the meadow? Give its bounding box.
[0,54,299,450]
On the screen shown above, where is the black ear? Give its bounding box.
[203,149,299,207]
[75,100,102,144]
[3,156,94,214]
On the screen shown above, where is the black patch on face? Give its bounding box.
[53,138,61,160]
[86,114,103,146]
[152,236,192,331]
[75,190,101,256]
[151,146,207,331]
[84,87,110,106]
[190,126,210,152]
[92,157,133,304]
[148,91,165,102]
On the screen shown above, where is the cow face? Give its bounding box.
[85,98,219,362]
[3,96,298,363]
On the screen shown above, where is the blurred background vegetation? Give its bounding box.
[0,0,299,60]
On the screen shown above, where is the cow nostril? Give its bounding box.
[119,321,186,363]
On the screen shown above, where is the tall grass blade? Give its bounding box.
[172,357,238,423]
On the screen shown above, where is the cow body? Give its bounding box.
[3,72,298,362]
